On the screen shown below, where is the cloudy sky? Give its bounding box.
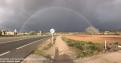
[0,0,121,32]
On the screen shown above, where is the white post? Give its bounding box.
[40,30,42,36]
[50,28,55,45]
[51,33,54,44]
[105,40,107,50]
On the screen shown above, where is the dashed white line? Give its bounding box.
[4,39,24,43]
[0,38,27,44]
[0,36,40,44]
[16,43,31,50]
[0,51,11,56]
[16,40,40,50]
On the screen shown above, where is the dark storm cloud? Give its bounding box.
[0,0,121,32]
[20,7,89,32]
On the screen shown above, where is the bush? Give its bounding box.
[29,31,37,35]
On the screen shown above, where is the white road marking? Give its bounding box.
[0,51,10,56]
[0,36,41,44]
[16,40,41,50]
[3,39,24,43]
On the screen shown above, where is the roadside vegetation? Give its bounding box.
[33,40,53,59]
[62,37,104,58]
[62,37,121,58]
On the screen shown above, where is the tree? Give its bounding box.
[0,30,2,36]
[29,31,37,35]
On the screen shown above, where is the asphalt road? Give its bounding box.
[0,36,49,63]
[0,36,42,44]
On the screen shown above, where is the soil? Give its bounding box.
[52,36,75,63]
[65,35,121,43]
[76,51,121,63]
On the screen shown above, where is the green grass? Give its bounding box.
[34,49,45,56]
[34,49,51,59]
[62,37,103,58]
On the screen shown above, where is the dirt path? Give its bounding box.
[52,36,74,63]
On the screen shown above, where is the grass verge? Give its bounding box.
[62,37,103,58]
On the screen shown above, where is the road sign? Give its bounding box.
[14,29,17,32]
[50,28,55,34]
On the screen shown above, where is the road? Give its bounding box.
[0,36,49,63]
[0,36,42,44]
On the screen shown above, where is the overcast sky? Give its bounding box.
[0,0,121,32]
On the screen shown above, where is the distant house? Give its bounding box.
[6,32,15,35]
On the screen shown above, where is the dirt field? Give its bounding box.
[64,35,121,43]
[76,51,121,63]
